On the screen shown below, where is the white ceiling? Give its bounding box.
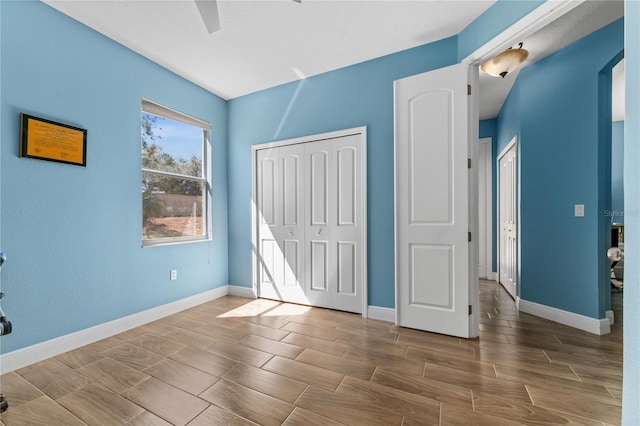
[43,0,495,100]
[44,0,624,119]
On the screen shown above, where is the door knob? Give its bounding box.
[316,228,322,236]
[288,230,293,236]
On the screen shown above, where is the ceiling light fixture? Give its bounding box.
[481,43,529,78]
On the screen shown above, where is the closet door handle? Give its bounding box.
[316,228,322,236]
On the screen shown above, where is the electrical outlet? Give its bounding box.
[170,269,177,280]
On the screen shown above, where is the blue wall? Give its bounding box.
[228,38,459,308]
[623,0,640,421]
[479,119,498,273]
[0,1,229,353]
[0,1,3,257]
[611,120,624,224]
[479,119,497,140]
[494,19,624,318]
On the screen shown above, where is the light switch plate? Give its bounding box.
[575,204,585,217]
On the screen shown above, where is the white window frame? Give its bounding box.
[141,98,212,247]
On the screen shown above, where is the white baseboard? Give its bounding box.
[367,305,395,323]
[518,298,611,335]
[606,309,615,325]
[228,285,257,299]
[0,286,230,374]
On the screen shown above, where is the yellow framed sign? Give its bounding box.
[20,113,87,167]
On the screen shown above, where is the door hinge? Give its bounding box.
[467,84,472,95]
[468,232,472,242]
[468,158,472,169]
[469,305,473,315]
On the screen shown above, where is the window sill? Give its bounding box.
[142,236,211,248]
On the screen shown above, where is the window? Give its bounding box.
[141,99,210,246]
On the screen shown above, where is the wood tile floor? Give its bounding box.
[0,280,623,425]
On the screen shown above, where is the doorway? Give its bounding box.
[473,1,624,326]
[603,55,626,324]
[478,137,493,281]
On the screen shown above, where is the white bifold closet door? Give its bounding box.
[256,133,364,314]
[257,144,306,304]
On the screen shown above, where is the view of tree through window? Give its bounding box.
[141,103,209,245]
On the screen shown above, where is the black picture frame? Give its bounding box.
[20,113,87,167]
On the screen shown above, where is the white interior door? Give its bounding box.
[478,137,493,279]
[254,128,366,315]
[305,135,363,313]
[256,145,307,304]
[395,63,472,338]
[256,147,280,299]
[499,139,517,299]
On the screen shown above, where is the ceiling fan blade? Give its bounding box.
[194,0,220,34]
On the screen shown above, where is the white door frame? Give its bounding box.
[461,0,584,302]
[251,126,368,316]
[478,137,494,280]
[497,136,518,299]
[461,1,584,66]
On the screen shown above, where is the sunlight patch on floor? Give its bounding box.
[217,299,281,318]
[262,303,311,317]
[218,298,312,318]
